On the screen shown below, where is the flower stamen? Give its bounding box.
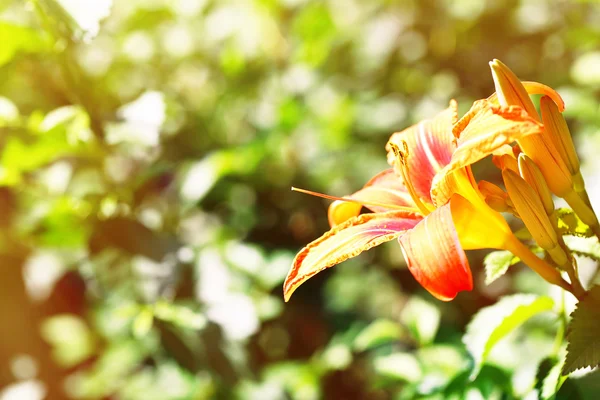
[388,141,435,216]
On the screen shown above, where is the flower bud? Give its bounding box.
[489,59,540,121]
[518,154,554,216]
[540,95,581,178]
[490,59,573,197]
[478,180,514,213]
[493,153,519,172]
[502,169,568,266]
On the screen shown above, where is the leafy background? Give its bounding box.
[1,0,600,399]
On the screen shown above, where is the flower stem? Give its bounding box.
[505,235,581,300]
[556,237,586,299]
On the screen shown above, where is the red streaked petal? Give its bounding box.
[284,210,422,301]
[385,101,458,202]
[328,169,415,226]
[399,202,472,301]
[449,100,543,172]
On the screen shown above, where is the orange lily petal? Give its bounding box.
[487,81,565,112]
[449,100,543,172]
[386,101,458,203]
[328,169,415,226]
[284,210,422,301]
[398,201,472,301]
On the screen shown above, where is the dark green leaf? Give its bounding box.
[536,357,567,399]
[563,286,600,374]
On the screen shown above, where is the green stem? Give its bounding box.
[552,289,567,355]
[556,236,586,299]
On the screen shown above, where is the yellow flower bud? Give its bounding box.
[540,95,580,177]
[502,169,568,266]
[489,59,573,197]
[489,59,540,121]
[492,153,519,172]
[478,180,514,213]
[518,154,554,216]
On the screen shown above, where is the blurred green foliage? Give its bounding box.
[1,0,600,399]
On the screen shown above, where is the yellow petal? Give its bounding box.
[450,194,513,250]
[431,166,481,208]
[449,100,542,172]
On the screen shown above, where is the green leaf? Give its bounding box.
[153,301,207,330]
[536,357,568,400]
[262,362,321,399]
[400,296,441,346]
[353,319,405,352]
[563,285,600,375]
[0,22,50,67]
[373,352,422,382]
[40,314,96,367]
[463,294,555,379]
[556,208,593,238]
[132,307,154,338]
[484,250,520,285]
[563,236,600,262]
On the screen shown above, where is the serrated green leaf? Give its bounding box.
[463,294,554,379]
[353,319,405,352]
[563,236,600,262]
[484,250,520,285]
[563,286,600,374]
[556,208,593,238]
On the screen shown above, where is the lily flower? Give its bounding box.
[285,99,571,302]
